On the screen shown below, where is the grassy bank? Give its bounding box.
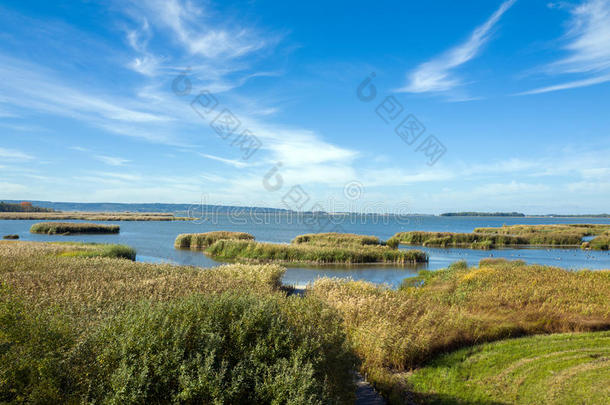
[30,222,120,234]
[312,259,610,403]
[406,331,610,404]
[176,231,428,264]
[0,211,193,220]
[0,241,356,403]
[391,223,610,249]
[174,231,254,249]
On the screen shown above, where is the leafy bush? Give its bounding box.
[2,235,18,240]
[87,293,357,404]
[0,290,77,404]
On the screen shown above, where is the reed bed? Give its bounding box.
[292,232,381,247]
[205,239,428,264]
[312,259,610,403]
[174,231,255,249]
[0,211,193,221]
[391,224,610,249]
[176,231,425,264]
[30,222,120,234]
[390,231,530,249]
[0,241,355,404]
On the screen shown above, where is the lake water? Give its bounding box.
[2,215,610,287]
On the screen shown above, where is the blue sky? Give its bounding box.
[1,0,609,214]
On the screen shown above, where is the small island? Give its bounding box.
[30,222,120,235]
[175,231,428,264]
[440,211,526,217]
[389,224,610,250]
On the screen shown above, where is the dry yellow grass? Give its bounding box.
[0,241,284,330]
[311,259,610,403]
[0,211,193,221]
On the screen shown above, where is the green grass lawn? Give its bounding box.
[407,331,610,404]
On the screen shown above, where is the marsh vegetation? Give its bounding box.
[391,223,610,250]
[30,222,120,235]
[312,259,610,403]
[0,241,356,404]
[176,231,428,264]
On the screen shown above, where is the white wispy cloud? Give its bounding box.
[520,0,610,94]
[397,0,516,93]
[0,147,34,161]
[94,155,131,166]
[198,153,248,168]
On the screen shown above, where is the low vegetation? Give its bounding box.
[588,235,610,250]
[206,239,427,264]
[392,223,610,249]
[406,331,610,405]
[176,231,428,264]
[174,231,255,249]
[390,231,529,249]
[0,201,54,212]
[0,211,193,220]
[440,211,525,217]
[0,241,356,404]
[2,234,19,240]
[30,222,120,235]
[292,232,381,247]
[312,259,610,403]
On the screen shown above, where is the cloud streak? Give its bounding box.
[520,0,610,94]
[397,0,516,93]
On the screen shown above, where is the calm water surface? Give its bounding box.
[2,215,610,288]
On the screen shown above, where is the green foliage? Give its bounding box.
[30,222,120,235]
[88,293,356,404]
[0,201,54,213]
[2,235,19,240]
[0,290,77,404]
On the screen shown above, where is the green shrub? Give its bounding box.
[87,293,357,404]
[2,235,18,240]
[0,290,77,404]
